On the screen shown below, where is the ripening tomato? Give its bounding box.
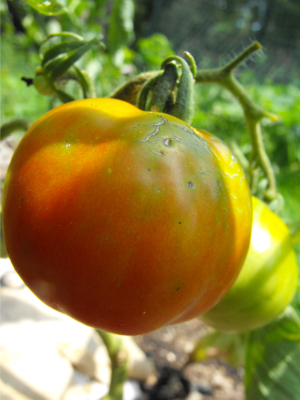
[200,196,299,333]
[2,98,252,335]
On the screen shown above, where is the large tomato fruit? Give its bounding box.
[200,196,299,333]
[2,98,252,335]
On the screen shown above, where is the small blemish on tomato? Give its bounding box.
[116,283,120,287]
[148,168,151,171]
[65,141,70,148]
[163,138,171,146]
[107,168,112,174]
[188,181,194,189]
[176,286,181,291]
[178,221,181,224]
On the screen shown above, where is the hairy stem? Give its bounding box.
[196,42,278,199]
[97,330,128,400]
[245,117,277,199]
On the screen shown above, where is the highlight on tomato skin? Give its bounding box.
[200,196,299,334]
[2,98,252,335]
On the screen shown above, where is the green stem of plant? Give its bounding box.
[0,119,31,141]
[48,67,96,103]
[96,330,128,400]
[195,41,278,200]
[74,67,96,98]
[243,330,252,391]
[245,117,277,199]
[223,42,262,75]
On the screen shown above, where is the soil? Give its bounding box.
[134,319,245,400]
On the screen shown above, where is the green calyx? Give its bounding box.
[137,52,196,125]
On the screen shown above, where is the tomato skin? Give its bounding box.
[200,196,299,333]
[2,98,252,335]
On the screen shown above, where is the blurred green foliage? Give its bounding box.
[136,33,174,70]
[245,289,300,400]
[1,33,49,123]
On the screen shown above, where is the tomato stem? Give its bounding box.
[222,42,262,74]
[97,330,128,400]
[245,118,277,200]
[195,41,279,203]
[68,66,96,99]
[0,119,31,141]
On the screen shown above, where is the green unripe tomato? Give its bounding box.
[200,196,299,333]
[33,67,56,96]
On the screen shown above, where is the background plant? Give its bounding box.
[1,1,299,399]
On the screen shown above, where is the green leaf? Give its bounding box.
[43,56,65,76]
[23,0,67,16]
[42,41,85,67]
[107,0,135,54]
[41,35,104,81]
[245,289,300,400]
[43,32,85,42]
